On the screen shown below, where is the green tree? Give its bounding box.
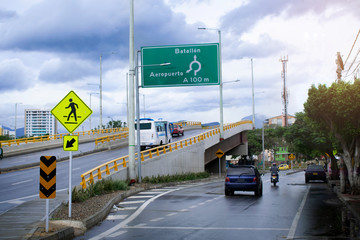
[284,112,339,178]
[304,80,360,193]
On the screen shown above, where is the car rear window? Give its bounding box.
[227,167,255,175]
[307,165,324,171]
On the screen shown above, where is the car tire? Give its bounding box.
[305,178,309,183]
[225,188,231,196]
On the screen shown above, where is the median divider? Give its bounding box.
[80,120,251,189]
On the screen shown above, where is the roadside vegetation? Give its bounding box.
[248,79,360,194]
[72,179,129,203]
[72,172,210,202]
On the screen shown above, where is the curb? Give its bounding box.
[331,185,360,223]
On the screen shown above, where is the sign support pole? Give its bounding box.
[45,199,49,232]
[219,157,221,177]
[68,147,72,218]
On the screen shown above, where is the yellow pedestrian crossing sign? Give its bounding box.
[51,90,92,133]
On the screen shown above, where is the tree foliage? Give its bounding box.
[304,80,360,193]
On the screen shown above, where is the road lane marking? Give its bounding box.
[107,230,126,238]
[287,186,310,239]
[11,179,32,185]
[150,217,164,222]
[166,213,177,217]
[128,195,154,199]
[106,215,127,220]
[114,207,137,211]
[124,226,290,231]
[119,200,145,204]
[89,188,180,240]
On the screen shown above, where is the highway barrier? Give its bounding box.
[80,120,251,189]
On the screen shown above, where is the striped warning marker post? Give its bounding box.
[39,156,56,232]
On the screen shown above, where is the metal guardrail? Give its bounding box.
[0,127,128,147]
[95,132,129,145]
[80,120,251,189]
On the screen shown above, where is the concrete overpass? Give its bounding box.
[80,120,252,188]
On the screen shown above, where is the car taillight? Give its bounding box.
[253,177,257,182]
[225,177,230,182]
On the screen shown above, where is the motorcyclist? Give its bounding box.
[270,162,279,179]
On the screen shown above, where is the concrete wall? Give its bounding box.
[108,141,205,182]
[105,122,252,181]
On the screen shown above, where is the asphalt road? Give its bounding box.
[0,129,205,214]
[76,171,358,240]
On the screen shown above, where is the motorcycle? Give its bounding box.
[271,173,279,186]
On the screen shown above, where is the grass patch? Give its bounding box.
[142,172,210,184]
[72,178,128,203]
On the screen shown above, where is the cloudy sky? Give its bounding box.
[1,0,359,132]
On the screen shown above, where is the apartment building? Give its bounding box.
[24,109,57,137]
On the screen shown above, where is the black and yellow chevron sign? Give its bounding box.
[40,156,56,199]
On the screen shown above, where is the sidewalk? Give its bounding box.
[0,191,68,240]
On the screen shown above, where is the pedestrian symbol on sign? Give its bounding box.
[51,90,92,133]
[66,98,79,123]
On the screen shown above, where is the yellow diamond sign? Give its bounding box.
[51,90,92,133]
[216,149,224,159]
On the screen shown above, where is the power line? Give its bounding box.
[344,29,360,66]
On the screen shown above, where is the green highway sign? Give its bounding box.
[141,43,220,88]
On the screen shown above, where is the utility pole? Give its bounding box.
[280,56,288,127]
[336,52,344,82]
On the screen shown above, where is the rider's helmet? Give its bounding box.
[272,163,276,166]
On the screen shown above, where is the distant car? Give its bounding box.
[172,125,184,136]
[279,164,289,170]
[225,165,263,196]
[305,165,327,183]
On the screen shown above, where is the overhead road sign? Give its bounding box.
[63,135,79,151]
[51,90,92,133]
[141,43,220,88]
[40,156,56,199]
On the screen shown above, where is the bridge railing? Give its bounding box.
[80,127,221,189]
[0,127,128,147]
[80,120,251,189]
[95,132,129,145]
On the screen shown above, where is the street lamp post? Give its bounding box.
[14,102,22,140]
[99,51,119,131]
[135,57,171,183]
[89,92,99,130]
[251,58,255,129]
[198,27,224,140]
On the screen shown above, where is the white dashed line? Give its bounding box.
[106,215,128,220]
[150,217,164,222]
[120,200,146,204]
[128,195,154,199]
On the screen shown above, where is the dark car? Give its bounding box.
[225,165,263,196]
[172,125,184,136]
[305,165,327,183]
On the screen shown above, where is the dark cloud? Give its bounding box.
[0,59,34,91]
[0,9,17,22]
[39,58,97,83]
[0,0,203,59]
